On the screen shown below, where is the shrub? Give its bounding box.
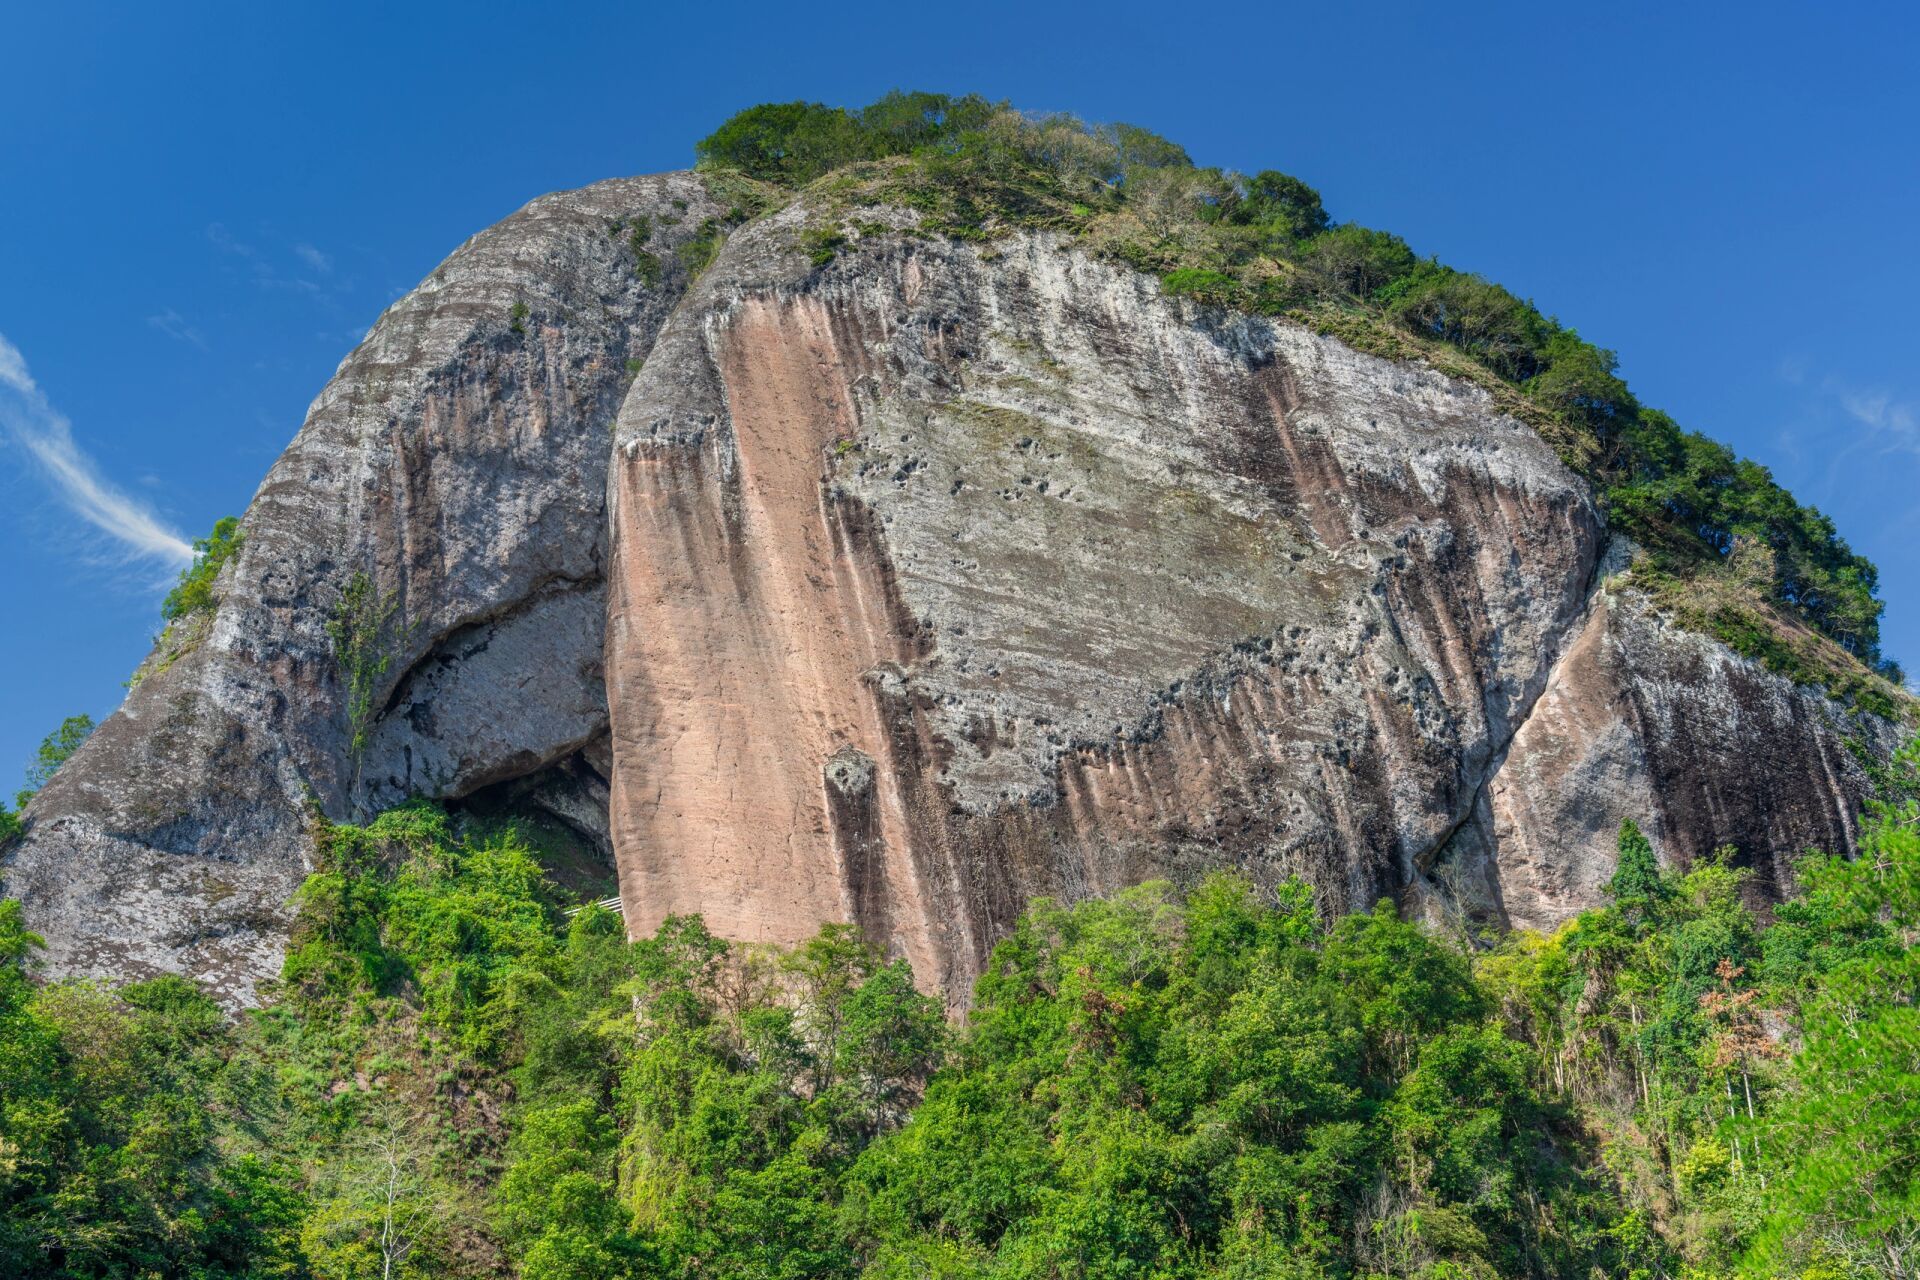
[160,516,243,623]
[628,218,662,286]
[326,571,407,786]
[1299,223,1419,298]
[798,225,846,267]
[1161,267,1248,308]
[676,217,726,276]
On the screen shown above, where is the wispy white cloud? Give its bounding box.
[0,332,193,567]
[1837,388,1919,457]
[209,223,335,297]
[293,242,333,274]
[147,307,208,350]
[206,221,262,268]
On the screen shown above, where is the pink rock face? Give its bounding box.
[608,294,943,976]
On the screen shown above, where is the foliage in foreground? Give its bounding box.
[2,742,1918,1277]
[690,92,1904,710]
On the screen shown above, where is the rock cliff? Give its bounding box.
[0,173,723,1003]
[2,181,1899,1004]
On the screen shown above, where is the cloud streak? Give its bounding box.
[1838,389,1919,457]
[293,242,332,274]
[0,332,194,567]
[209,223,332,297]
[147,307,208,350]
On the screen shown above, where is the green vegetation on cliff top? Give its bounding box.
[692,92,1907,716]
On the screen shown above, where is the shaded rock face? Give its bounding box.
[1438,582,1901,933]
[0,173,720,1004]
[606,208,1612,997]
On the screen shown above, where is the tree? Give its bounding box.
[1300,224,1417,299]
[832,960,946,1132]
[781,922,880,1095]
[16,713,94,810]
[694,101,873,184]
[858,90,996,150]
[1607,818,1667,922]
[1744,738,1920,1278]
[1233,169,1329,241]
[161,515,244,622]
[1528,331,1636,451]
[302,1109,458,1280]
[496,1101,642,1280]
[1385,270,1552,380]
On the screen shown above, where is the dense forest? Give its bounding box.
[1,729,1916,1278]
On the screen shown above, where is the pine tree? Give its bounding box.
[1608,818,1667,922]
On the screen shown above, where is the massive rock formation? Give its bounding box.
[3,182,1901,1005]
[0,173,723,1003]
[604,200,1897,999]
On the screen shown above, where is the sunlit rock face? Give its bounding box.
[5,184,1893,1007]
[604,205,1884,1001]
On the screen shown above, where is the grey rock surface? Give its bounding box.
[2,172,721,1003]
[1435,576,1901,933]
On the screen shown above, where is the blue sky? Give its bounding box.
[2,1,1916,783]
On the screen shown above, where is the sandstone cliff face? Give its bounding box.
[0,173,721,1003]
[604,201,1889,999]
[1438,578,1901,932]
[3,181,1898,1005]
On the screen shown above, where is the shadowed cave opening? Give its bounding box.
[444,745,619,903]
